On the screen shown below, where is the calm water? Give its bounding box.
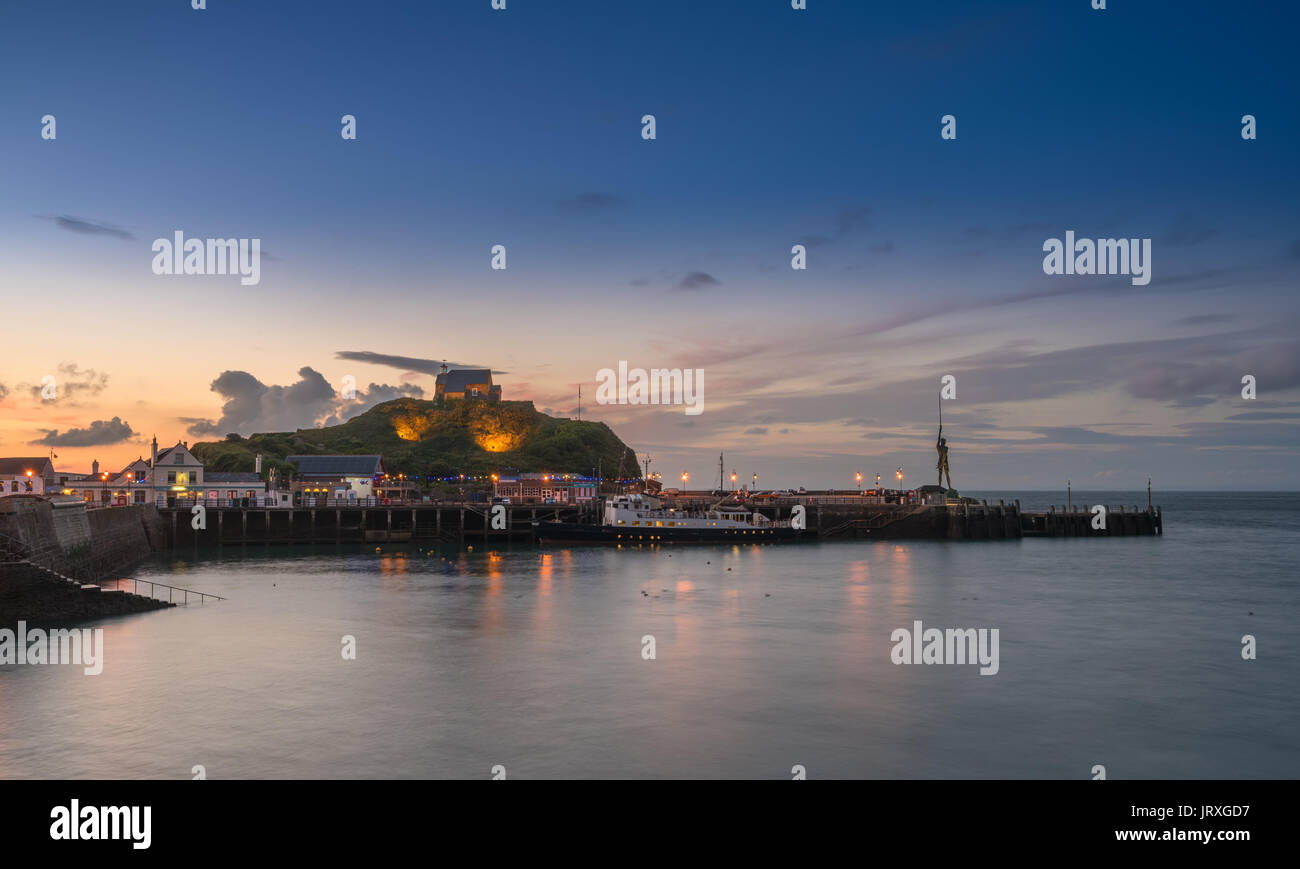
[1,491,1296,779]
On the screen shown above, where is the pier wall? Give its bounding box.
[0,562,170,623]
[152,499,1159,546]
[0,498,172,622]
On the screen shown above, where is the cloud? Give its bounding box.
[744,427,768,435]
[798,206,872,250]
[1124,339,1300,403]
[557,192,623,212]
[45,215,135,241]
[26,363,108,404]
[187,367,428,436]
[31,417,135,447]
[328,382,425,424]
[187,367,338,435]
[1174,313,1235,326]
[868,241,894,254]
[334,351,505,375]
[677,271,720,290]
[1224,411,1300,421]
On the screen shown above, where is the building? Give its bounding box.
[53,437,266,506]
[434,364,501,401]
[493,473,596,504]
[0,457,56,497]
[286,454,389,501]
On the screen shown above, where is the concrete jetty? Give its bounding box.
[153,498,1160,546]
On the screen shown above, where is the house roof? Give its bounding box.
[285,455,385,477]
[436,369,493,393]
[0,457,55,476]
[205,472,263,483]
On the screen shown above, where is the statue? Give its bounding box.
[936,399,953,490]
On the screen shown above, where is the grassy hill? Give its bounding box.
[190,398,639,482]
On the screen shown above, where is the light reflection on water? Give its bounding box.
[0,492,1295,779]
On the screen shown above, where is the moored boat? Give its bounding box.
[534,494,807,544]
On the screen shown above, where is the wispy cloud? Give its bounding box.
[677,271,720,290]
[41,214,135,241]
[335,351,505,376]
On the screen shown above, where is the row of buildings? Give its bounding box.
[0,440,264,505]
[3,451,594,510]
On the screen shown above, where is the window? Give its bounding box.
[168,473,176,484]
[174,453,183,464]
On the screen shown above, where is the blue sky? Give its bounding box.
[1,0,1297,488]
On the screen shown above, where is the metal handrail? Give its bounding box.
[0,529,224,605]
[95,577,225,604]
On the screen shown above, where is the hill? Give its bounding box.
[190,399,639,481]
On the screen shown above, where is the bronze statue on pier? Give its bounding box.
[937,399,953,491]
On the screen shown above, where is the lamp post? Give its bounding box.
[730,470,737,493]
[855,472,862,492]
[681,471,689,492]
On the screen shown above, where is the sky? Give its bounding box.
[1,0,1297,489]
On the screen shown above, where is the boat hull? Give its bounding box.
[534,522,807,545]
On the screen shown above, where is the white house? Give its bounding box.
[0,457,56,497]
[54,437,266,506]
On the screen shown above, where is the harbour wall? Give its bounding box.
[153,500,1160,546]
[0,497,171,622]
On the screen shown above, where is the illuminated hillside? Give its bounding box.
[191,399,639,481]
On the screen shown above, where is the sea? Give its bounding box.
[1,491,1295,779]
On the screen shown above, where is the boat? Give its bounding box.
[534,493,807,544]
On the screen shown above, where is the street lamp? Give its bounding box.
[681,471,689,489]
[730,470,737,492]
[855,472,862,492]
